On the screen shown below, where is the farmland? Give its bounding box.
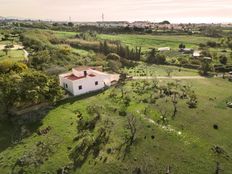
[97,34,218,51]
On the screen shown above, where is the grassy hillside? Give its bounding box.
[0,78,231,174]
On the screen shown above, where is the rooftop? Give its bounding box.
[73,66,103,72]
[65,73,96,81]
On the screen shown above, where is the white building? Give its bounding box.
[193,50,201,58]
[158,47,171,52]
[59,66,119,96]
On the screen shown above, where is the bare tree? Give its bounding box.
[166,165,171,174]
[127,115,137,145]
[165,68,173,77]
[171,92,178,119]
[3,47,9,55]
[215,162,223,174]
[118,114,137,160]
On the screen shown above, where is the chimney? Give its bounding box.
[84,70,87,77]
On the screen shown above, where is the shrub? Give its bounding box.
[106,53,120,61]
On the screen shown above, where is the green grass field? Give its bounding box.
[97,34,218,51]
[123,63,199,77]
[52,30,78,39]
[0,78,231,174]
[0,50,26,62]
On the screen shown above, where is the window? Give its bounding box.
[79,85,82,90]
[63,83,68,88]
[95,81,98,86]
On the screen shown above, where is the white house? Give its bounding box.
[59,66,119,96]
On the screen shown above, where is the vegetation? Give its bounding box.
[0,61,64,116]
[0,78,231,173]
[0,24,232,174]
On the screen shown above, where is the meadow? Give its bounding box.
[97,34,218,51]
[123,63,199,77]
[0,78,231,174]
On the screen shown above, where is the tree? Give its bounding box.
[171,92,178,119]
[103,40,110,55]
[0,69,64,114]
[187,92,198,108]
[159,20,170,24]
[3,47,9,55]
[106,53,120,61]
[200,59,212,76]
[127,115,137,145]
[67,22,74,27]
[165,68,173,77]
[0,61,27,74]
[219,55,227,65]
[179,43,186,49]
[215,162,223,174]
[147,48,157,63]
[117,114,137,160]
[147,49,166,64]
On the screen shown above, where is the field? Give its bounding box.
[123,63,199,77]
[97,34,218,51]
[0,78,231,174]
[52,30,78,39]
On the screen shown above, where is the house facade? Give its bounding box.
[59,66,119,96]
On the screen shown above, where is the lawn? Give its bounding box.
[0,77,231,174]
[0,49,26,62]
[52,30,78,39]
[97,34,218,51]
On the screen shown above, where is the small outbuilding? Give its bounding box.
[158,47,171,52]
[193,50,201,58]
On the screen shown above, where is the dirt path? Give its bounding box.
[133,76,208,80]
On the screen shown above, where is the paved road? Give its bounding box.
[132,76,208,80]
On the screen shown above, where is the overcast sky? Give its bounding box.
[0,0,232,23]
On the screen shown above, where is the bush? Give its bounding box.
[219,55,227,65]
[106,53,121,61]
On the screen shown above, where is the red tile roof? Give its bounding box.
[65,74,85,81]
[65,74,96,81]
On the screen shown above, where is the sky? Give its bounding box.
[0,0,232,23]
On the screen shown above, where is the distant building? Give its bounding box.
[158,47,171,52]
[96,21,129,28]
[59,66,119,96]
[193,50,201,58]
[130,21,153,28]
[203,57,212,61]
[180,48,193,54]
